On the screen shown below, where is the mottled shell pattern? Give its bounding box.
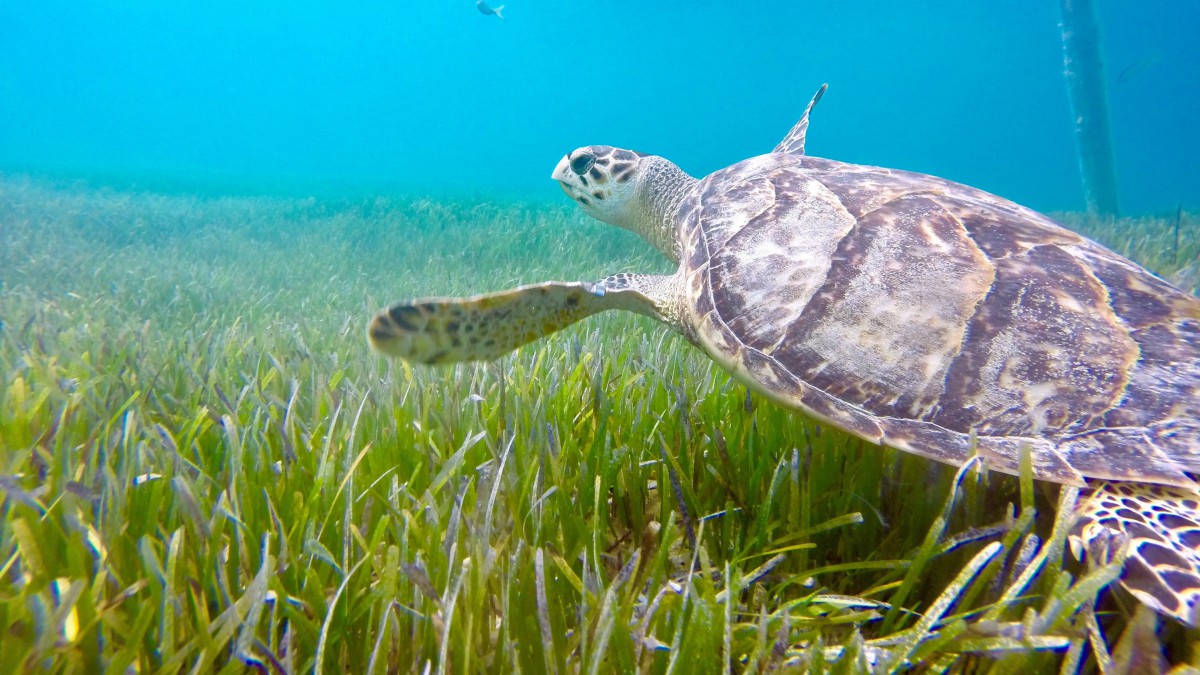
[677,127,1200,490]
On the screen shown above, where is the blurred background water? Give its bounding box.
[0,1,1195,214]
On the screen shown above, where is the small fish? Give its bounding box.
[65,480,99,501]
[1115,55,1161,84]
[476,0,504,19]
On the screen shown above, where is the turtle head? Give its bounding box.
[552,145,693,262]
[552,146,646,227]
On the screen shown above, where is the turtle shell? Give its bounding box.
[678,153,1200,488]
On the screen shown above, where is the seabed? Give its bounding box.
[1,175,1197,672]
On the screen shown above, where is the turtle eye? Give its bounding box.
[570,153,595,176]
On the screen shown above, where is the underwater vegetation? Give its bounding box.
[1,174,1198,672]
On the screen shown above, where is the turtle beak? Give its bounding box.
[551,155,574,195]
[551,155,572,183]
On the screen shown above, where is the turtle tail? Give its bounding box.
[1070,480,1200,626]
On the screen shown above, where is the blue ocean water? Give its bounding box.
[0,1,1195,214]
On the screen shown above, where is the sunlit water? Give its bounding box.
[0,2,1195,215]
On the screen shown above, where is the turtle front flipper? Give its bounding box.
[1071,481,1200,626]
[368,274,681,364]
[773,83,827,155]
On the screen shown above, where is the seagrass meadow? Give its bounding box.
[2,174,1199,673]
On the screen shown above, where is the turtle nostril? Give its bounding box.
[570,153,596,176]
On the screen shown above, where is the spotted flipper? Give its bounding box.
[774,83,828,155]
[1070,480,1200,626]
[368,274,679,364]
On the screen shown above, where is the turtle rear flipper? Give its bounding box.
[1071,481,1200,626]
[369,274,680,364]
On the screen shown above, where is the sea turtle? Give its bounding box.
[369,85,1200,625]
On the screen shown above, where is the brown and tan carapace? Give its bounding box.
[370,85,1200,625]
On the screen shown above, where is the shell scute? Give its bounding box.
[942,194,1083,260]
[700,170,857,351]
[798,157,925,220]
[709,188,994,421]
[933,243,1138,439]
[1078,247,1183,329]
